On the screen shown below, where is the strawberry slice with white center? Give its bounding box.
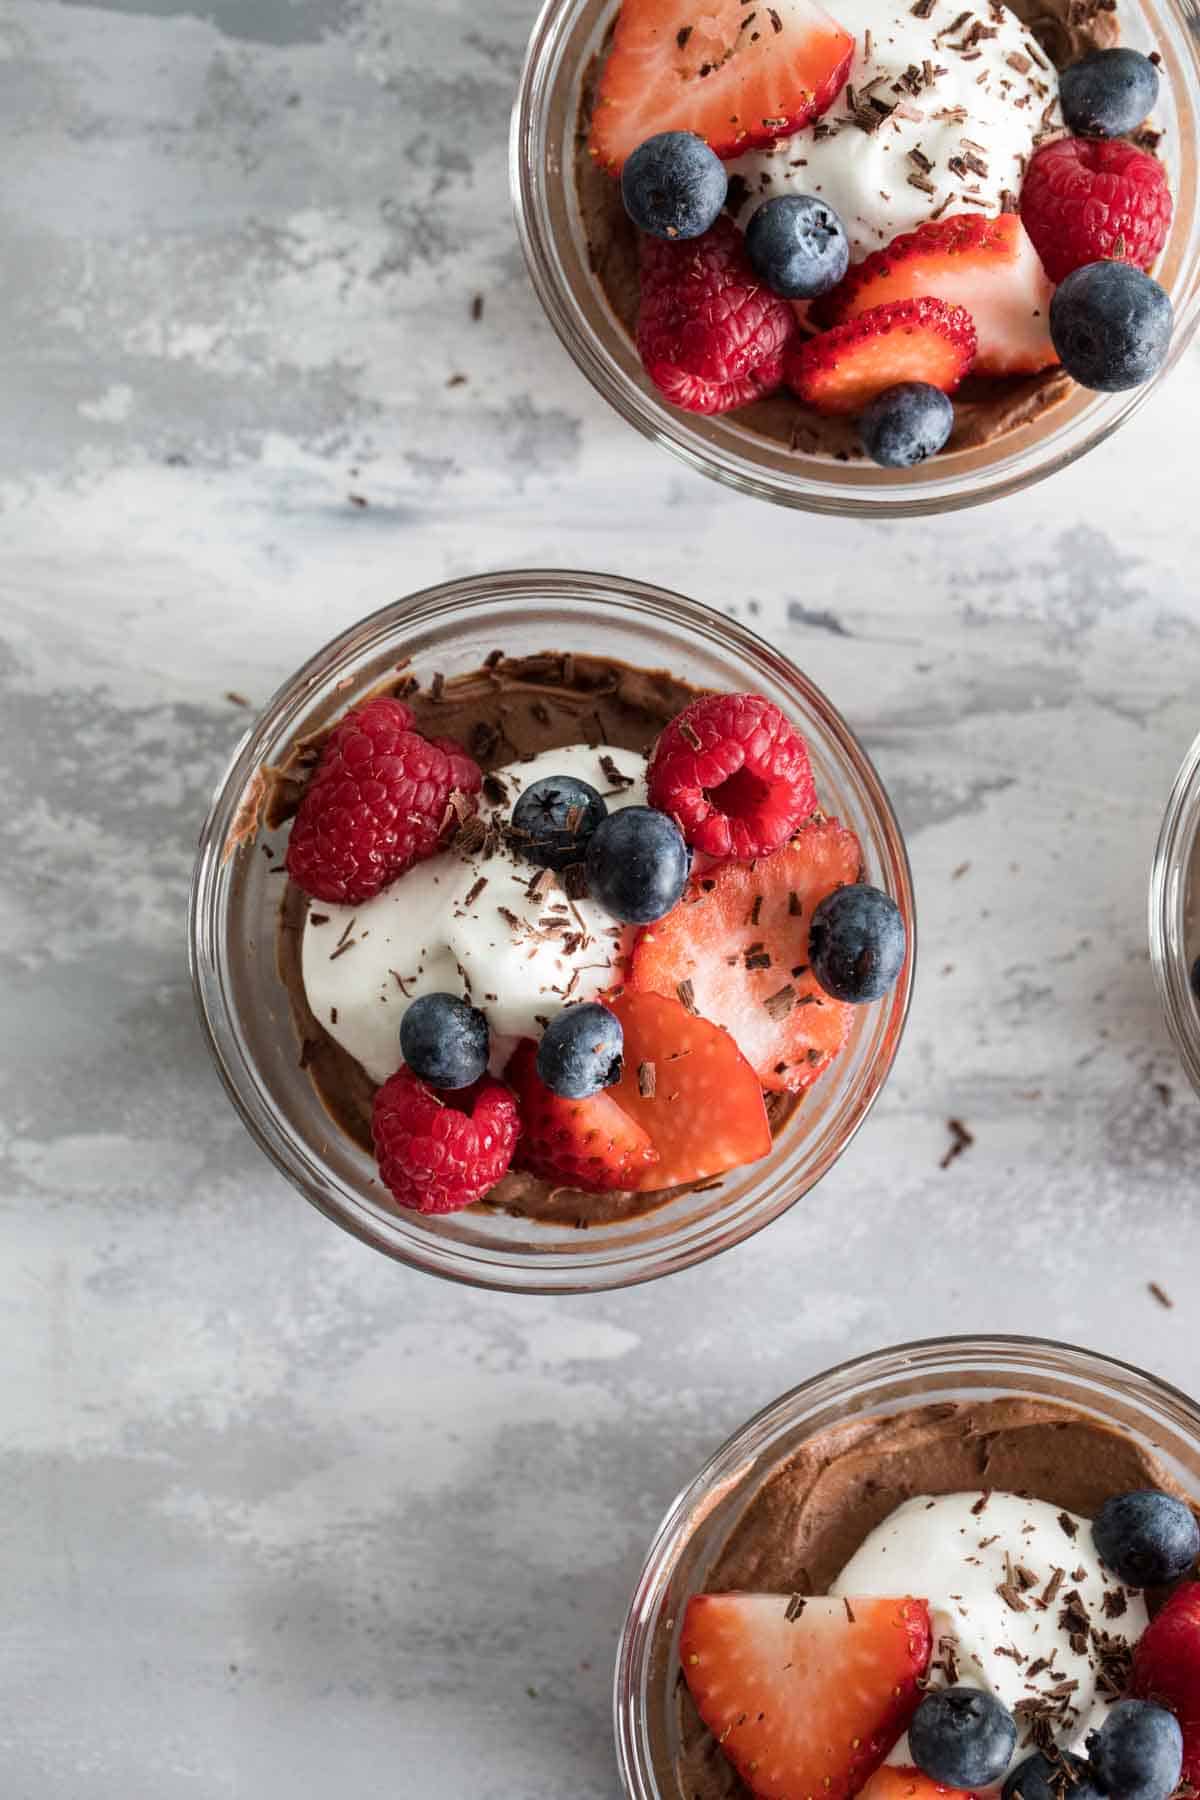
[681,1593,932,1800]
[629,816,861,1093]
[816,213,1058,377]
[860,1768,980,1800]
[787,296,977,415]
[588,0,854,175]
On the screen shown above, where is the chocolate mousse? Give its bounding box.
[267,651,804,1227]
[573,0,1124,459]
[666,1397,1195,1800]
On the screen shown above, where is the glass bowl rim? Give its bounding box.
[1149,721,1200,1096]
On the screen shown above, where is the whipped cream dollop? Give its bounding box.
[729,0,1062,258]
[830,1491,1148,1779]
[300,743,648,1084]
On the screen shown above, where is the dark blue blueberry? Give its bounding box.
[858,381,954,468]
[1093,1489,1200,1586]
[1060,48,1160,137]
[620,132,728,240]
[584,806,689,924]
[808,884,906,1004]
[910,1688,1018,1789]
[744,194,850,299]
[1087,1701,1183,1800]
[510,774,608,871]
[1050,262,1173,392]
[1004,1751,1106,1800]
[400,992,489,1090]
[536,1002,624,1099]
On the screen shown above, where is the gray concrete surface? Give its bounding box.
[3,0,1199,1793]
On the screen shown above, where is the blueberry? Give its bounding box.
[808,884,906,1004]
[1093,1489,1200,1585]
[536,1002,624,1099]
[1060,48,1160,138]
[510,774,608,871]
[910,1688,1018,1789]
[620,132,728,240]
[858,381,955,468]
[400,993,489,1090]
[1004,1751,1106,1800]
[1087,1701,1183,1800]
[744,194,850,299]
[1050,262,1173,392]
[584,806,689,924]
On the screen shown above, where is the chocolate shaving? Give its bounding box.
[562,862,590,901]
[677,979,698,1015]
[309,913,330,927]
[1149,1280,1174,1309]
[1057,1511,1078,1540]
[788,890,803,916]
[785,1593,807,1622]
[463,876,488,908]
[908,146,935,173]
[907,171,936,194]
[971,1493,991,1516]
[1102,1589,1128,1621]
[1041,1567,1066,1608]
[390,969,413,996]
[453,816,488,856]
[676,23,693,46]
[764,984,796,1020]
[637,1060,656,1098]
[940,1118,974,1169]
[599,753,635,790]
[843,1598,856,1624]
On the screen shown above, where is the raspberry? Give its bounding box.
[636,216,797,415]
[428,736,483,802]
[647,692,817,859]
[1020,138,1173,285]
[285,697,480,904]
[372,1067,520,1214]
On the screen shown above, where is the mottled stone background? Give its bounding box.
[3,0,1199,1793]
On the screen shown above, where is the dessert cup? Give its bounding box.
[511,0,1200,517]
[1150,724,1200,1096]
[189,570,913,1294]
[615,1333,1200,1798]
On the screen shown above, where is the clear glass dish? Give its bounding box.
[511,0,1200,517]
[1149,724,1200,1095]
[615,1333,1200,1797]
[189,570,914,1294]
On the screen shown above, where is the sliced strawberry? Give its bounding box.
[860,1768,980,1800]
[1130,1581,1200,1787]
[787,297,976,416]
[589,0,854,174]
[506,1039,658,1193]
[816,213,1057,377]
[629,817,860,1093]
[681,1593,932,1800]
[608,990,771,1188]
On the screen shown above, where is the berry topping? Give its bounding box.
[809,883,907,1004]
[509,773,608,870]
[1020,139,1172,285]
[286,697,480,905]
[587,0,854,174]
[817,213,1057,378]
[647,692,817,860]
[745,194,850,300]
[536,1002,624,1099]
[399,993,489,1091]
[858,382,954,469]
[584,806,690,924]
[506,1038,659,1193]
[371,1067,519,1214]
[427,735,484,806]
[1093,1490,1200,1586]
[629,817,861,1093]
[621,130,728,240]
[637,216,798,415]
[1060,48,1160,140]
[1004,1752,1105,1800]
[787,297,976,417]
[680,1593,932,1800]
[608,988,772,1187]
[910,1689,1017,1791]
[1130,1581,1200,1787]
[1050,262,1173,393]
[1087,1701,1183,1800]
[866,1769,984,1800]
